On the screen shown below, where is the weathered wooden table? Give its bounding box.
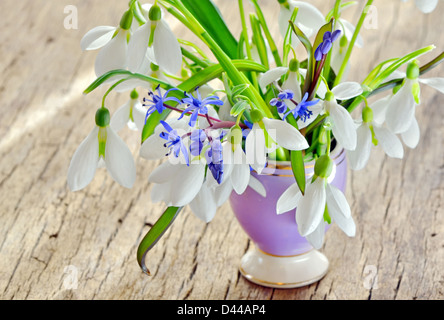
[1,0,443,300]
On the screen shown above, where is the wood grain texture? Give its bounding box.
[0,0,443,300]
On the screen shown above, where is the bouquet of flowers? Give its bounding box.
[67,0,444,274]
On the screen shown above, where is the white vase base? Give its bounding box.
[239,247,329,289]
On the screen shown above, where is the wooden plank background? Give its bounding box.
[0,0,443,300]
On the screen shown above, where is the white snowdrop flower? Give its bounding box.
[347,101,404,171]
[278,0,326,41]
[110,90,147,132]
[245,110,309,174]
[80,9,135,77]
[319,82,363,151]
[277,155,356,249]
[127,3,182,75]
[259,60,304,102]
[67,108,136,191]
[401,0,439,13]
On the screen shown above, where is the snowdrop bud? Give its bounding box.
[229,125,243,146]
[289,59,299,73]
[277,0,290,9]
[119,10,133,30]
[314,155,333,178]
[95,108,110,127]
[362,106,373,123]
[339,35,348,49]
[130,89,139,100]
[150,63,160,72]
[325,91,335,102]
[407,60,420,80]
[250,109,264,123]
[149,4,162,21]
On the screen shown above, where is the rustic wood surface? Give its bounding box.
[0,0,443,300]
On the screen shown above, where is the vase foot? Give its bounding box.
[239,247,329,289]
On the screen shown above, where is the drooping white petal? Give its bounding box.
[127,22,151,72]
[401,116,420,149]
[263,118,309,151]
[104,127,136,188]
[373,125,404,159]
[415,0,438,13]
[276,183,302,215]
[110,101,131,132]
[306,221,326,249]
[189,181,218,223]
[327,101,357,150]
[151,162,205,207]
[152,19,182,75]
[279,1,325,40]
[230,147,250,195]
[248,175,266,197]
[95,30,129,76]
[296,177,326,237]
[326,183,351,219]
[331,82,363,100]
[327,187,356,238]
[80,26,116,51]
[67,127,100,191]
[385,79,417,133]
[148,160,182,184]
[282,71,302,102]
[245,123,267,174]
[419,77,444,94]
[259,67,288,90]
[347,123,372,171]
[339,18,364,48]
[214,178,235,207]
[132,100,148,131]
[371,95,391,125]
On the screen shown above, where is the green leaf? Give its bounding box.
[230,100,248,117]
[230,83,250,98]
[290,150,306,195]
[181,0,238,59]
[137,206,183,275]
[289,21,313,93]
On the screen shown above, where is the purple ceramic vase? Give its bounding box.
[229,147,347,288]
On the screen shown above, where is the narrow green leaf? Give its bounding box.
[230,100,248,117]
[290,150,306,195]
[231,83,250,98]
[137,206,183,275]
[181,0,238,59]
[289,21,313,93]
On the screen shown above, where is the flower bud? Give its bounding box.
[339,35,348,48]
[406,60,420,80]
[149,4,162,21]
[362,106,373,123]
[130,89,139,100]
[95,108,110,127]
[314,155,333,178]
[229,125,243,147]
[119,10,133,30]
[289,59,299,73]
[325,91,335,102]
[150,63,160,72]
[250,109,264,123]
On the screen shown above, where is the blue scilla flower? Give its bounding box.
[314,30,341,61]
[159,120,190,165]
[190,129,207,157]
[283,92,319,122]
[205,139,224,184]
[143,85,181,119]
[179,87,224,127]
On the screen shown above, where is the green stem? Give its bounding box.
[250,0,282,67]
[323,0,341,80]
[334,0,373,87]
[238,0,259,91]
